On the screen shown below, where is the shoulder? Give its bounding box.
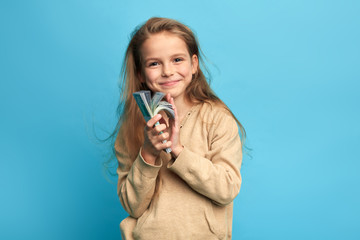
[198,101,235,124]
[194,101,239,137]
[195,102,242,151]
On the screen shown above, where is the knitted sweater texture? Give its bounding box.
[115,102,242,240]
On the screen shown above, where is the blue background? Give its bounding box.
[1,0,359,239]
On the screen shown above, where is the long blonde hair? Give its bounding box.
[113,17,246,161]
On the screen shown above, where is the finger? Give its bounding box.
[153,140,171,151]
[169,97,179,127]
[158,117,169,128]
[165,93,171,103]
[146,114,162,128]
[152,142,164,151]
[154,123,167,134]
[158,140,172,150]
[158,132,169,141]
[169,97,177,116]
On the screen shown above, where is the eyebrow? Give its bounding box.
[144,53,188,63]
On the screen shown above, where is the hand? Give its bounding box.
[141,114,172,165]
[166,94,184,158]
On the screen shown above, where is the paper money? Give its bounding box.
[133,91,175,153]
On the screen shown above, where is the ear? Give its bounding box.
[191,54,199,75]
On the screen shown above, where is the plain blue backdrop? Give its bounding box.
[1,0,359,239]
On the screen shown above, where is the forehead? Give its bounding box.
[141,32,189,58]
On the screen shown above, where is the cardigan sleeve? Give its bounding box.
[115,142,162,218]
[167,111,242,206]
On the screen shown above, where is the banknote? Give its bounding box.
[133,90,175,153]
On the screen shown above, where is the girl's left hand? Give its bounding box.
[166,94,184,158]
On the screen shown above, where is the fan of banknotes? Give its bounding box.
[133,91,175,153]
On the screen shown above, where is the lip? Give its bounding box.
[159,80,180,87]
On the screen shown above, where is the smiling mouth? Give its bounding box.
[160,80,180,87]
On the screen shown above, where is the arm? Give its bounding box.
[115,141,162,218]
[116,113,170,218]
[168,112,242,206]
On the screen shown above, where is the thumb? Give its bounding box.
[165,93,171,103]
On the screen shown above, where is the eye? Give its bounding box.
[174,58,183,63]
[149,62,159,67]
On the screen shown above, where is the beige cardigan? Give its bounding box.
[116,102,242,240]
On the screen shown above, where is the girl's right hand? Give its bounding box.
[141,114,171,165]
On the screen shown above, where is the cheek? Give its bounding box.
[144,69,160,83]
[179,64,193,77]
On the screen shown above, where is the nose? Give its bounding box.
[161,63,174,77]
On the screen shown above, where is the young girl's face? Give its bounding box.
[140,31,198,102]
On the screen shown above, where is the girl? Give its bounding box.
[114,17,245,240]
